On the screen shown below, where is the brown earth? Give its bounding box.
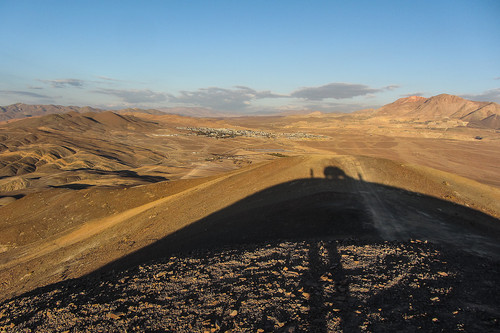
[0,100,500,331]
[1,240,498,332]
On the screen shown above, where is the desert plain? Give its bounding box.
[0,94,499,332]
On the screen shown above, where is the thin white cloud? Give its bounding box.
[301,101,380,113]
[96,76,123,82]
[0,90,51,99]
[94,88,167,103]
[38,78,85,88]
[400,92,426,97]
[168,86,285,110]
[90,83,399,111]
[461,88,500,103]
[291,83,397,101]
[95,76,147,85]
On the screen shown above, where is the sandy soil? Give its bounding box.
[0,112,499,331]
[0,154,499,300]
[2,111,500,201]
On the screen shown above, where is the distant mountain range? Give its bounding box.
[0,103,237,122]
[367,94,500,129]
[0,103,102,122]
[2,94,500,129]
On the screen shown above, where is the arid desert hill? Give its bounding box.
[0,102,235,122]
[0,111,171,193]
[1,154,499,292]
[0,154,499,331]
[370,94,500,127]
[468,113,500,129]
[0,103,103,122]
[2,99,500,202]
[0,110,287,199]
[1,95,500,331]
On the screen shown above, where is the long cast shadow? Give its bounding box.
[88,166,500,330]
[98,170,378,272]
[95,167,500,273]
[4,166,500,331]
[49,183,94,190]
[68,168,169,183]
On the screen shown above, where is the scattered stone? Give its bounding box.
[106,312,123,320]
[0,240,498,332]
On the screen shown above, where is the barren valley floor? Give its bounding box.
[0,110,499,331]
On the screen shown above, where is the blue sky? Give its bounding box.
[1,0,499,113]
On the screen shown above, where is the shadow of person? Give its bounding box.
[112,168,376,260]
[302,240,353,332]
[86,166,373,331]
[324,166,347,180]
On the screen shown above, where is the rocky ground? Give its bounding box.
[1,239,498,332]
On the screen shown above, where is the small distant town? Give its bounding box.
[177,127,328,139]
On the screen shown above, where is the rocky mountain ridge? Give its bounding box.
[3,94,500,129]
[372,94,500,128]
[0,103,102,122]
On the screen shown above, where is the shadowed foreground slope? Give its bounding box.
[1,156,499,332]
[2,239,498,332]
[96,166,500,273]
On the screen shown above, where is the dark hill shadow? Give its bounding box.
[69,168,169,183]
[49,183,94,190]
[95,166,500,272]
[3,166,500,332]
[0,194,25,199]
[105,167,377,268]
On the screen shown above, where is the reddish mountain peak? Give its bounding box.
[388,96,428,106]
[402,95,427,103]
[372,93,500,121]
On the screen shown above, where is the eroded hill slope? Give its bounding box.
[0,154,499,303]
